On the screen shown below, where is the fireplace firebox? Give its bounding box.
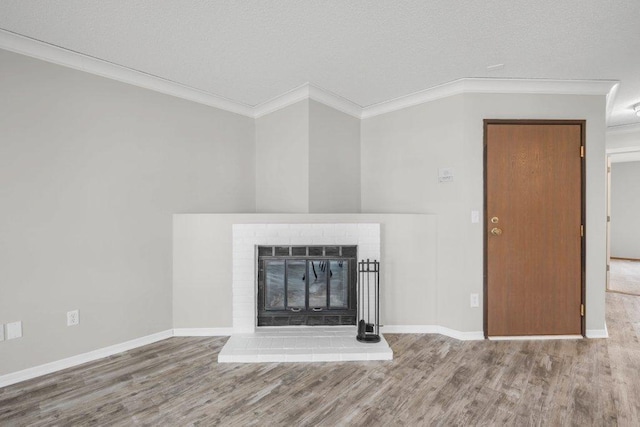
[257,245,357,326]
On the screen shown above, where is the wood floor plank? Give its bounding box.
[2,293,640,425]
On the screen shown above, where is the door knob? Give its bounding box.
[490,227,503,236]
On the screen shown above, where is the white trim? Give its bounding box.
[606,146,640,154]
[173,328,233,337]
[361,78,620,119]
[0,30,621,122]
[438,327,485,341]
[0,29,254,117]
[381,325,484,341]
[308,84,363,118]
[608,151,640,163]
[488,335,582,341]
[253,83,363,119]
[606,145,640,163]
[586,324,609,339]
[381,325,440,334]
[253,83,310,118]
[0,329,173,389]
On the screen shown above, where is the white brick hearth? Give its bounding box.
[220,223,392,363]
[218,327,393,363]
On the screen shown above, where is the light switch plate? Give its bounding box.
[6,321,22,340]
[471,210,480,223]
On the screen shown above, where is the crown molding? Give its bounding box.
[0,29,255,117]
[253,83,362,119]
[307,84,363,118]
[361,78,620,119]
[253,83,310,118]
[0,28,621,122]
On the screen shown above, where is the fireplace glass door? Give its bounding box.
[258,246,357,326]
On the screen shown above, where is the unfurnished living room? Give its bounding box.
[1,1,640,425]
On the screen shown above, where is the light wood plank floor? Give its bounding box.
[1,292,639,426]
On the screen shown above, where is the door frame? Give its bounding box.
[483,119,586,338]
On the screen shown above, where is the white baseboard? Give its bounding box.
[381,325,440,334]
[0,329,173,389]
[173,328,233,337]
[381,325,485,341]
[586,323,609,339]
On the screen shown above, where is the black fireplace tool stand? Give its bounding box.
[357,259,381,343]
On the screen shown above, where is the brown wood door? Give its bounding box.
[485,121,584,336]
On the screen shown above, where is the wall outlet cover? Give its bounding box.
[67,310,79,326]
[6,321,22,339]
[470,293,480,308]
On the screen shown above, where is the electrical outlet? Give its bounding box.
[6,321,22,339]
[0,324,4,341]
[67,310,79,326]
[470,293,480,308]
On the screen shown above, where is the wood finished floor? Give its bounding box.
[1,292,639,426]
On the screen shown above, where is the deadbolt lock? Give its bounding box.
[490,227,503,236]
[491,217,499,224]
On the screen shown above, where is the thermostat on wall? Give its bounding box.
[438,167,454,183]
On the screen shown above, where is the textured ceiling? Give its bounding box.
[0,1,639,126]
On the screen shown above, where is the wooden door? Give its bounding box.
[485,121,584,337]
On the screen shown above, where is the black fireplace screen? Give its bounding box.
[257,246,357,326]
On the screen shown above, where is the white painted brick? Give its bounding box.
[266,224,290,233]
[234,228,256,238]
[237,274,255,284]
[234,294,255,305]
[234,284,254,293]
[289,236,311,245]
[298,228,322,237]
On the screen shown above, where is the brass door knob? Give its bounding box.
[490,227,503,236]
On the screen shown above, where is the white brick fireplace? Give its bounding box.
[215,222,393,363]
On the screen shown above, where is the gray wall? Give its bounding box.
[255,100,361,213]
[362,92,607,333]
[255,100,310,213]
[0,49,256,375]
[308,100,361,213]
[610,161,640,259]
